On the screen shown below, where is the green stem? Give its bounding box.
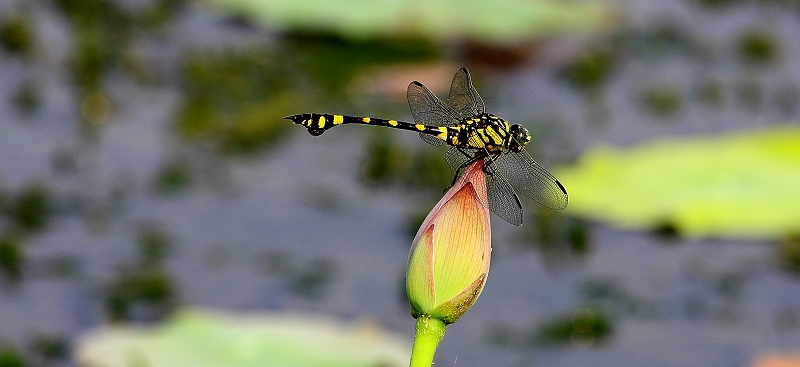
[409,315,447,367]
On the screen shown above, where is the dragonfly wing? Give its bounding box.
[493,150,568,210]
[444,146,472,175]
[448,67,486,119]
[407,81,460,147]
[485,162,523,226]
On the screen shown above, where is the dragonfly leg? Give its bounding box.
[482,151,501,174]
[449,148,487,188]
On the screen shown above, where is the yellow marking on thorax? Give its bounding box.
[415,124,425,131]
[362,117,371,123]
[317,115,326,128]
[468,134,487,149]
[485,126,504,145]
[389,120,399,127]
[333,115,344,125]
[477,128,490,143]
[498,126,508,138]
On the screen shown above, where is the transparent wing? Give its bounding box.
[448,67,485,120]
[485,162,523,225]
[446,147,523,225]
[491,149,568,210]
[407,81,460,147]
[444,146,472,175]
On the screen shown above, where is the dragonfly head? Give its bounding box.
[508,124,530,152]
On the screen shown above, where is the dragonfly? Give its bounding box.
[285,67,567,225]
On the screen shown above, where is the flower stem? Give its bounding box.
[409,315,447,367]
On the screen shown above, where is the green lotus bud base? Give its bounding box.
[409,315,447,367]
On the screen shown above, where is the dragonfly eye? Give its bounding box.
[508,124,530,152]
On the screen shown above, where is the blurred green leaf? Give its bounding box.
[0,343,26,367]
[29,334,70,363]
[562,48,614,90]
[75,309,411,367]
[639,85,684,118]
[208,0,611,43]
[738,30,778,66]
[284,33,440,94]
[0,237,24,282]
[176,50,295,155]
[532,307,613,347]
[0,14,35,57]
[106,268,176,322]
[153,160,192,195]
[10,183,52,233]
[779,234,800,274]
[555,126,800,239]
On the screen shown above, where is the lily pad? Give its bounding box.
[554,126,800,239]
[206,0,611,43]
[75,308,411,367]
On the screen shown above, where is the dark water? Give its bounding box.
[1,0,799,366]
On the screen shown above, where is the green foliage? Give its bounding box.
[208,0,610,44]
[555,126,800,239]
[106,226,177,321]
[695,77,726,108]
[612,24,696,59]
[562,49,614,90]
[10,183,51,233]
[138,0,187,29]
[176,50,296,155]
[153,161,192,195]
[361,130,452,192]
[778,234,800,274]
[692,0,740,9]
[513,209,591,266]
[361,130,409,185]
[533,308,613,346]
[0,344,26,367]
[137,225,173,268]
[75,309,411,367]
[29,334,69,363]
[253,251,336,299]
[739,30,778,65]
[285,33,440,94]
[13,82,41,116]
[285,258,336,299]
[105,268,176,321]
[0,237,24,282]
[55,0,133,93]
[54,0,184,95]
[639,85,683,118]
[0,14,35,57]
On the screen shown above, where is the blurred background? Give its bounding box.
[0,0,799,365]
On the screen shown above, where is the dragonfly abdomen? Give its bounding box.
[284,113,453,143]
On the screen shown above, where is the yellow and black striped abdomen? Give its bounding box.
[284,113,454,143]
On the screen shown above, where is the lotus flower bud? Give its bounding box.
[406,160,491,324]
